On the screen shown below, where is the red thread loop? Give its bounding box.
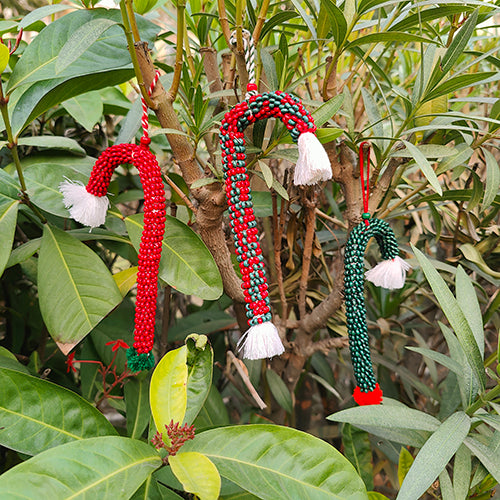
[359,141,371,226]
[141,70,161,143]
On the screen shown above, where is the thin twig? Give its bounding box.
[272,191,287,319]
[163,173,197,213]
[168,0,186,100]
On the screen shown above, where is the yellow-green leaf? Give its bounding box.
[150,346,188,435]
[113,266,138,297]
[398,447,414,487]
[169,452,221,500]
[0,43,9,74]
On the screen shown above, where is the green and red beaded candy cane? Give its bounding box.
[222,30,332,359]
[344,142,411,405]
[60,72,164,372]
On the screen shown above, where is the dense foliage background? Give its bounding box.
[0,0,499,498]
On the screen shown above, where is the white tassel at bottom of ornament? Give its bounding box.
[294,132,332,186]
[365,256,411,290]
[237,322,284,360]
[60,180,109,229]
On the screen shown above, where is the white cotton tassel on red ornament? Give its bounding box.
[237,322,285,360]
[365,256,411,290]
[294,131,332,186]
[60,180,110,229]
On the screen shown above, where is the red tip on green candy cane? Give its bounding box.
[353,384,383,405]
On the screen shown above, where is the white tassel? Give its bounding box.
[237,322,284,360]
[365,256,411,290]
[59,180,109,229]
[294,132,332,186]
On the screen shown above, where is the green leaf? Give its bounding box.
[133,0,158,15]
[17,135,86,156]
[290,0,317,40]
[0,348,30,374]
[19,4,76,29]
[185,335,213,426]
[367,493,390,500]
[362,88,384,147]
[23,156,94,217]
[125,375,151,439]
[346,32,434,50]
[63,91,104,132]
[342,424,374,491]
[482,148,500,210]
[455,266,483,359]
[391,145,457,159]
[412,246,486,389]
[258,161,274,189]
[0,43,9,74]
[0,436,161,498]
[459,243,500,279]
[440,10,478,76]
[311,96,344,127]
[126,214,223,300]
[453,444,471,500]
[265,369,293,414]
[113,266,138,297]
[402,140,442,195]
[38,225,123,354]
[0,199,19,278]
[193,384,230,431]
[131,476,184,499]
[56,18,118,74]
[320,0,347,46]
[150,346,188,433]
[169,452,221,500]
[464,436,500,483]
[317,127,344,143]
[0,367,117,456]
[397,412,471,500]
[184,425,369,499]
[422,72,497,104]
[398,447,414,487]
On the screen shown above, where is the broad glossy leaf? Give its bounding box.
[125,375,151,439]
[170,452,221,500]
[0,436,161,499]
[131,477,184,499]
[19,4,77,29]
[0,367,116,455]
[464,436,500,483]
[114,266,138,297]
[397,412,471,500]
[38,225,122,353]
[184,425,369,499]
[342,424,374,490]
[63,91,104,132]
[150,346,188,434]
[193,384,230,431]
[55,18,118,74]
[17,135,86,155]
[0,348,30,374]
[23,156,94,217]
[126,214,223,300]
[265,369,293,414]
[0,168,21,198]
[0,199,19,277]
[412,246,486,389]
[185,335,213,426]
[402,140,442,195]
[482,148,500,210]
[455,266,483,358]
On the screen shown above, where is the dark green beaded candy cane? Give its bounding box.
[344,143,410,405]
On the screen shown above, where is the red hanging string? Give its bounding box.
[359,141,371,226]
[140,71,161,145]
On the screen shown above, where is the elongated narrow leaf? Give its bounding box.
[402,140,442,195]
[170,452,221,500]
[412,246,486,389]
[0,367,116,456]
[125,375,150,439]
[455,266,483,358]
[320,0,347,46]
[184,335,213,426]
[398,448,414,487]
[397,412,471,500]
[346,32,433,50]
[0,436,161,499]
[464,436,500,483]
[150,346,188,433]
[440,10,478,75]
[290,0,317,40]
[312,95,344,127]
[265,369,293,414]
[38,225,122,353]
[184,425,368,499]
[342,424,374,490]
[17,135,85,155]
[0,44,9,74]
[482,148,500,209]
[453,444,471,500]
[0,200,19,277]
[126,214,223,300]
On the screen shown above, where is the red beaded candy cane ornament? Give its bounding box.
[60,72,164,372]
[223,31,332,359]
